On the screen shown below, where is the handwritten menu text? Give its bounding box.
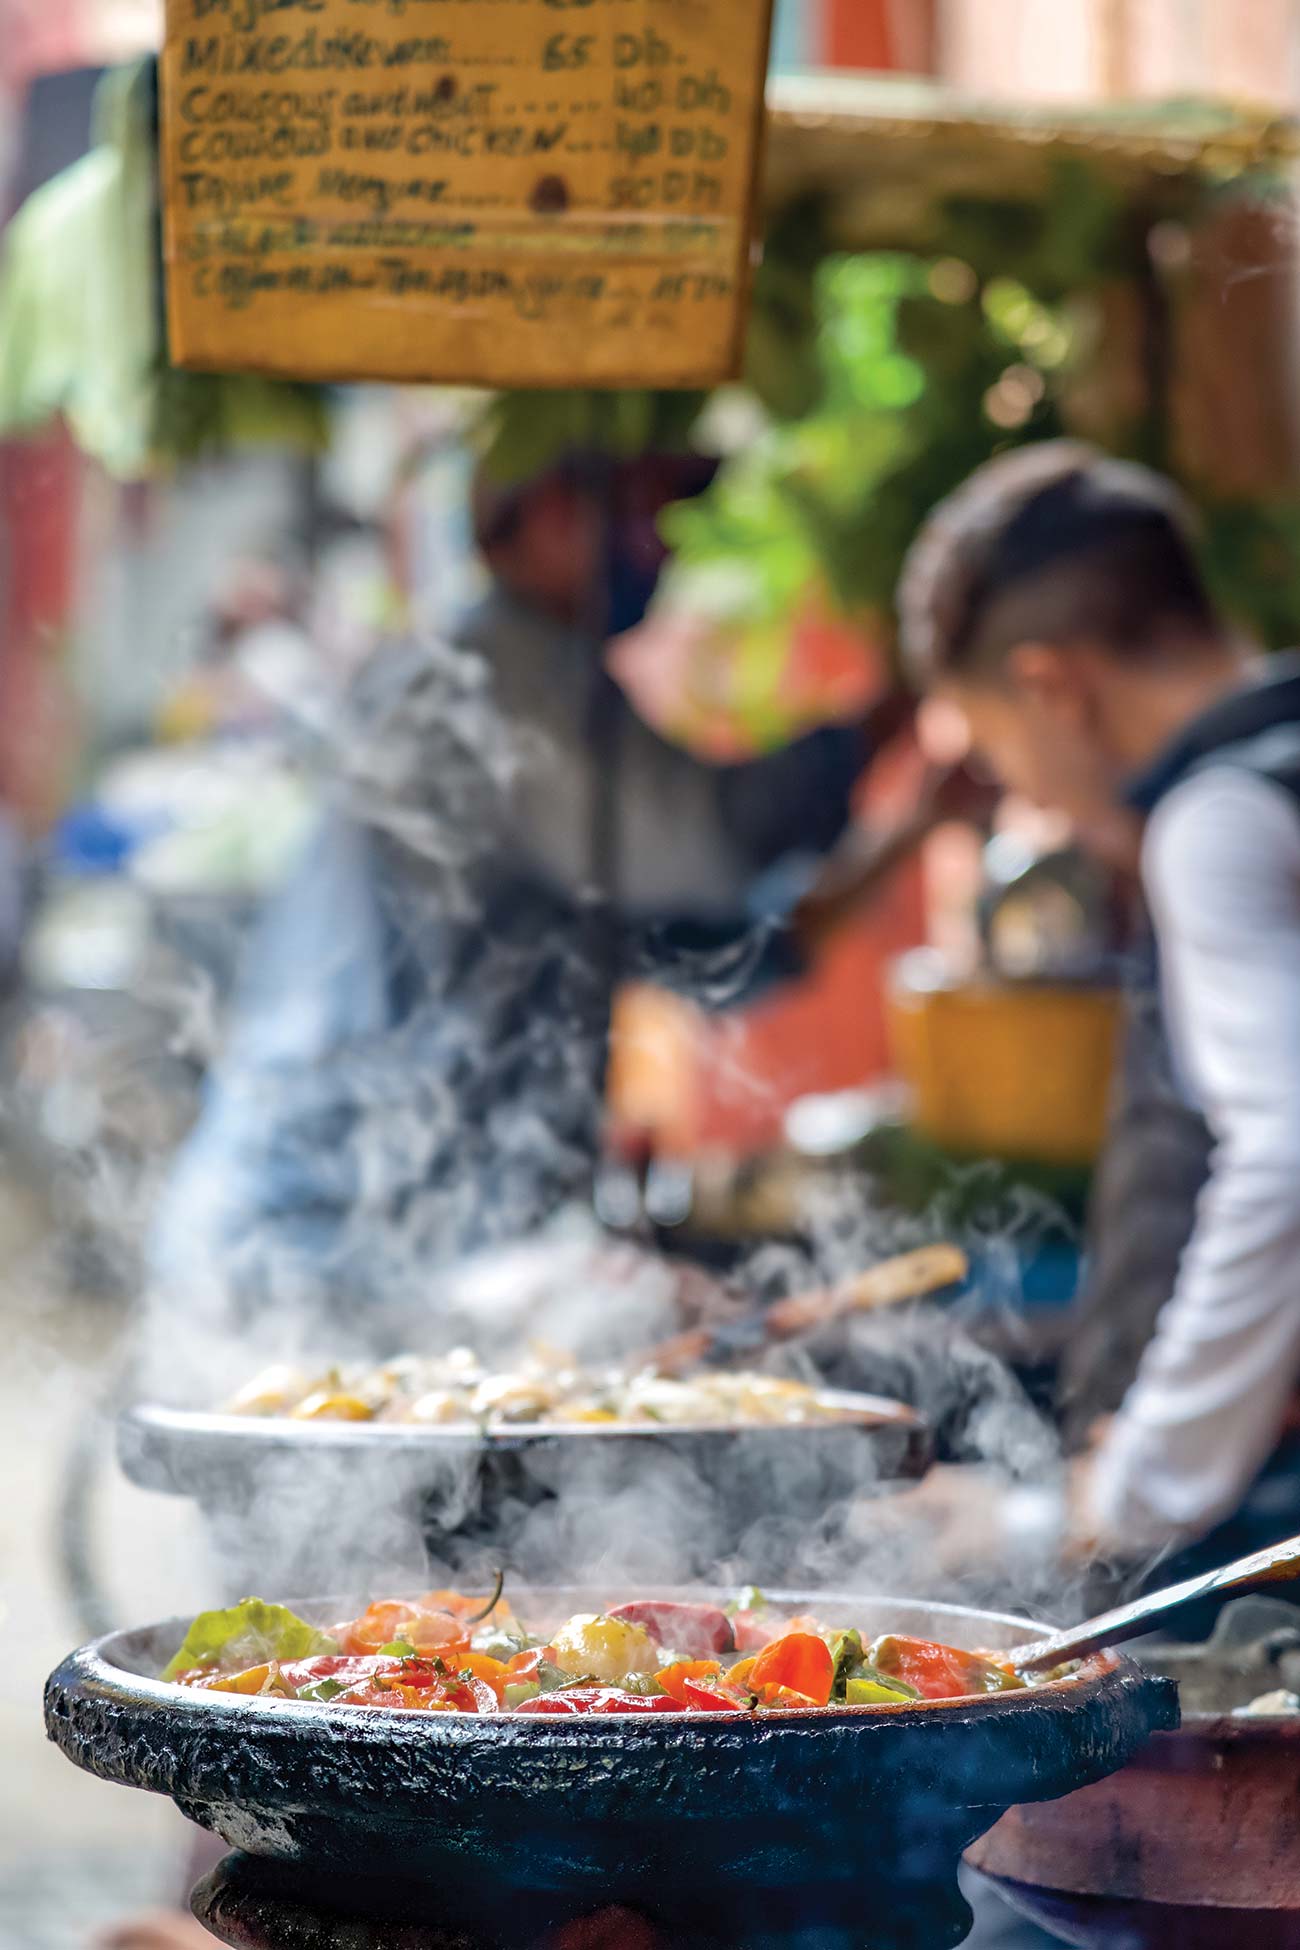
[160,0,775,385]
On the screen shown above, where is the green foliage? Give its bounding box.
[657,151,1300,660]
[0,60,327,475]
[936,160,1130,297]
[1199,499,1300,650]
[661,250,1069,636]
[743,191,833,422]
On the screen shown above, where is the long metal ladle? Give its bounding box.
[1007,1533,1300,1671]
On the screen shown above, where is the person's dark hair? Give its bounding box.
[470,455,597,555]
[898,440,1222,685]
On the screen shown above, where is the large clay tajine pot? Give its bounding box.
[46,1589,1175,1950]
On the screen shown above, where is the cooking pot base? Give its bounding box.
[192,1851,973,1950]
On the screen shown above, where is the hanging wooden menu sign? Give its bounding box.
[159,0,775,387]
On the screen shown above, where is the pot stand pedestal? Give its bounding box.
[191,1849,976,1950]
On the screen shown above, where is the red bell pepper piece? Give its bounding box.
[747,1633,834,1707]
[453,1652,511,1703]
[680,1677,748,1712]
[655,1659,725,1705]
[868,1635,1019,1702]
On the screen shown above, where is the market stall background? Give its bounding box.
[3,4,1300,1948]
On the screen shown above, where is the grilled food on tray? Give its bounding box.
[164,1588,1079,1714]
[226,1349,855,1428]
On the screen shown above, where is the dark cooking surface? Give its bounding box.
[46,1591,1175,1950]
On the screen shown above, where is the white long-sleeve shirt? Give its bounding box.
[1087,765,1300,1546]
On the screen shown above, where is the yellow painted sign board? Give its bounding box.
[160,0,775,387]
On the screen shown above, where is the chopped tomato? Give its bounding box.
[373,1656,445,1688]
[505,1646,555,1681]
[339,1601,469,1659]
[513,1686,678,1715]
[341,1680,465,1711]
[450,1675,501,1714]
[606,1602,733,1657]
[655,1659,724,1705]
[748,1633,834,1707]
[732,1611,778,1653]
[337,1659,499,1713]
[277,1654,387,1696]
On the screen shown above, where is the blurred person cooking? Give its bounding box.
[897,438,1300,1567]
[151,447,962,1333]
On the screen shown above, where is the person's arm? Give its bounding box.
[1085,770,1300,1548]
[147,810,394,1312]
[790,761,996,956]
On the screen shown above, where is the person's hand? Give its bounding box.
[916,759,1001,832]
[1059,1451,1106,1566]
[864,1464,1022,1581]
[1059,1419,1124,1566]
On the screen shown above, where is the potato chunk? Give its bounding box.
[550,1614,660,1685]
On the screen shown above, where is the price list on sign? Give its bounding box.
[160,0,776,386]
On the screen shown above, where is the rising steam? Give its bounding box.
[97,625,1079,1621]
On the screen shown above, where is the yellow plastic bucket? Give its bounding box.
[886,958,1122,1167]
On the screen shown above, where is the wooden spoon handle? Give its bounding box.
[641,1244,968,1376]
[763,1244,969,1340]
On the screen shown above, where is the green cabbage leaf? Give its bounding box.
[161,1598,337,1682]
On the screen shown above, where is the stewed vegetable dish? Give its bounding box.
[165,1588,1075,1715]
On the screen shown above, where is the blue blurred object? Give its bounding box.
[52,804,161,876]
[1017,1237,1084,1311]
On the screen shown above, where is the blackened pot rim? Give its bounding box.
[62,1648,1120,1729]
[46,1589,1144,1744]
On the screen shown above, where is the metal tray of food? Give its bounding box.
[119,1387,930,1497]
